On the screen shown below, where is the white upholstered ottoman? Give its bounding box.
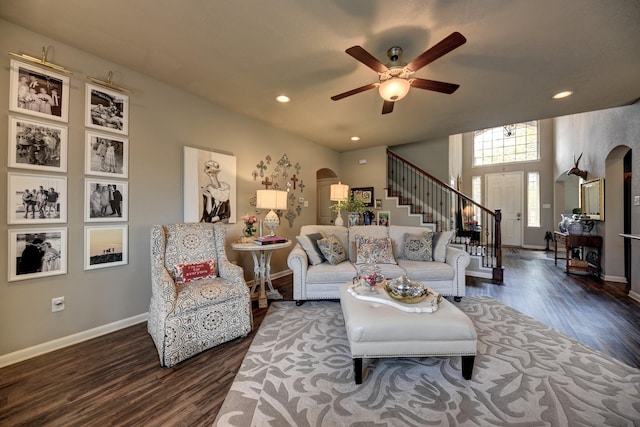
[339,283,477,384]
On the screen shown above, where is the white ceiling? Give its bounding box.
[2,0,639,152]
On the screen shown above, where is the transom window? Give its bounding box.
[473,121,539,166]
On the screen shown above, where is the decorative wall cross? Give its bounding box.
[256,160,267,177]
[290,174,298,189]
[298,180,305,193]
[261,177,273,189]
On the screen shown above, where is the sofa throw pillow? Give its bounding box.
[174,259,217,284]
[317,234,347,265]
[355,236,397,264]
[432,230,454,262]
[296,233,325,265]
[403,232,434,261]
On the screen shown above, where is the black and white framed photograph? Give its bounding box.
[8,172,67,225]
[84,179,128,222]
[84,130,128,178]
[9,59,69,123]
[8,115,68,172]
[183,146,236,223]
[351,186,374,207]
[8,227,67,282]
[85,83,129,135]
[84,225,128,270]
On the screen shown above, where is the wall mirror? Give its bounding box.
[580,178,604,221]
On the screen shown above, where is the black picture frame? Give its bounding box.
[351,187,374,207]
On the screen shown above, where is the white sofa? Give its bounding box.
[288,225,470,303]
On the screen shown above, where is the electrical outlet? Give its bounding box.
[51,297,65,312]
[635,196,640,206]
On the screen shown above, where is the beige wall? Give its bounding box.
[553,103,640,295]
[0,20,340,356]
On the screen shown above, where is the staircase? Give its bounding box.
[387,149,503,282]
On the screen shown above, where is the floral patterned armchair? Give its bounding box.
[148,222,252,367]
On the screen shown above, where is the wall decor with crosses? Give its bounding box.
[250,153,304,227]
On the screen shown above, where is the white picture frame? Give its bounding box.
[8,115,68,173]
[84,179,128,222]
[7,172,67,225]
[9,59,70,123]
[84,130,129,178]
[84,225,128,270]
[8,227,67,282]
[85,83,129,135]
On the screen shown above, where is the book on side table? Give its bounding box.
[254,236,287,245]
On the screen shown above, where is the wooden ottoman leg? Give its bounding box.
[354,358,363,384]
[462,355,475,380]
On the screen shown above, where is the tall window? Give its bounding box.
[473,121,539,166]
[527,172,540,227]
[471,176,482,219]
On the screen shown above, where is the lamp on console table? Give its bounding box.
[330,181,349,226]
[256,189,288,236]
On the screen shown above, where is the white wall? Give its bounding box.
[0,20,340,357]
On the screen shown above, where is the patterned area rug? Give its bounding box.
[214,297,640,426]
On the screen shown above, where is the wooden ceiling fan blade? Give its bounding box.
[331,83,377,101]
[345,46,388,73]
[406,32,467,72]
[382,100,394,114]
[411,78,460,94]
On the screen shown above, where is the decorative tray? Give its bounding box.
[347,283,441,313]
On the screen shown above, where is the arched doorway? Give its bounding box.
[604,145,632,284]
[316,168,339,225]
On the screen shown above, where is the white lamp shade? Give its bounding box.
[256,189,288,210]
[378,78,411,102]
[330,182,349,201]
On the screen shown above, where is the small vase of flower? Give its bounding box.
[241,214,258,242]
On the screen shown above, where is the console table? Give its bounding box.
[554,231,602,277]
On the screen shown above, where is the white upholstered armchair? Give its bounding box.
[148,222,253,367]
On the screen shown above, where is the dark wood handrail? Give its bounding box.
[387,148,495,216]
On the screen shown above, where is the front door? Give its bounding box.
[486,172,523,246]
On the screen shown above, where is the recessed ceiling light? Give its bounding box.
[350,136,360,142]
[275,95,290,103]
[552,90,573,99]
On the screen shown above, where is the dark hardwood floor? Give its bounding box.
[1,249,639,426]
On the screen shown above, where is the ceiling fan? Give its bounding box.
[331,32,467,114]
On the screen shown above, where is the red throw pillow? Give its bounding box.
[174,260,217,284]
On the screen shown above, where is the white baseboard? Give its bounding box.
[629,290,640,303]
[603,275,628,283]
[0,313,148,369]
[521,244,546,250]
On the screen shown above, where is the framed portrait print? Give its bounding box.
[8,115,68,172]
[85,131,129,178]
[85,83,129,135]
[84,179,128,222]
[375,199,383,209]
[377,211,390,227]
[8,172,67,225]
[8,227,67,282]
[351,187,374,207]
[183,146,236,224]
[84,225,128,270]
[9,59,69,123]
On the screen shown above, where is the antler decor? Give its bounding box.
[567,153,588,180]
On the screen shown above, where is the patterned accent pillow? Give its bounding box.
[317,234,347,265]
[355,236,397,264]
[174,259,217,284]
[296,233,325,265]
[403,232,434,261]
[432,231,454,262]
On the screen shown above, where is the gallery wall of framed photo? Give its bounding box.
[6,58,130,282]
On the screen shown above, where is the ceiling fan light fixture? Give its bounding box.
[378,77,411,102]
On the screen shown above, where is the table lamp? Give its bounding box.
[256,189,288,236]
[330,182,349,226]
